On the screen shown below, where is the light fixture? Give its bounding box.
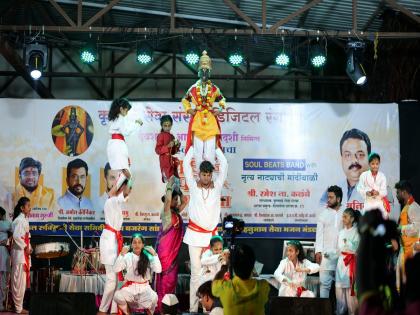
[228,51,243,66]
[310,42,326,68]
[275,53,290,67]
[80,47,96,64]
[136,44,153,65]
[25,42,48,80]
[346,41,367,85]
[185,50,200,66]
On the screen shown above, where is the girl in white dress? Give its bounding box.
[200,236,226,284]
[274,240,319,297]
[107,98,143,190]
[336,208,360,315]
[357,153,389,218]
[11,197,32,314]
[113,233,162,315]
[0,207,12,312]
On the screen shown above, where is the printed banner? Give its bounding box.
[0,99,400,238]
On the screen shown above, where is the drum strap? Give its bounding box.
[104,224,124,281]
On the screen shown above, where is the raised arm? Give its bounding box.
[183,147,196,190]
[214,148,228,189]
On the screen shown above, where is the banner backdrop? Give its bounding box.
[0,99,399,238]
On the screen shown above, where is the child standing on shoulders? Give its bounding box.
[200,236,226,284]
[155,115,181,185]
[336,208,360,315]
[107,98,143,190]
[113,233,162,315]
[274,240,319,298]
[357,152,389,218]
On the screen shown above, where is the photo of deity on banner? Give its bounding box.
[51,105,94,156]
[181,51,226,170]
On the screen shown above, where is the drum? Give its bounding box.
[35,242,70,259]
[71,249,88,274]
[86,248,105,274]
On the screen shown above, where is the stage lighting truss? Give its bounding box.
[346,41,367,85]
[25,42,48,80]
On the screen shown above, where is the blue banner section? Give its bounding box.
[29,222,316,239]
[243,159,306,171]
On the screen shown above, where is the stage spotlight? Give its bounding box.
[346,41,367,85]
[80,48,96,64]
[310,43,326,68]
[136,45,153,65]
[275,52,290,67]
[25,42,48,80]
[228,52,243,66]
[185,50,200,66]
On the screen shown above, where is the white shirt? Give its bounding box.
[58,190,94,212]
[200,249,222,280]
[315,207,343,270]
[357,170,387,204]
[11,213,31,265]
[183,148,228,247]
[113,252,162,282]
[100,193,126,265]
[274,257,319,294]
[108,115,139,136]
[336,226,359,288]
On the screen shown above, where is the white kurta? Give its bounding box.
[200,249,222,283]
[100,192,126,265]
[274,258,319,297]
[0,220,12,272]
[113,252,162,314]
[357,170,387,217]
[336,226,359,288]
[315,207,343,271]
[107,115,139,170]
[183,148,228,247]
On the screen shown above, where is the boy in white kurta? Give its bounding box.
[113,234,162,315]
[274,240,319,297]
[336,208,360,315]
[357,153,388,218]
[98,182,131,315]
[11,197,32,314]
[200,236,225,284]
[182,146,228,312]
[0,207,12,312]
[107,98,142,190]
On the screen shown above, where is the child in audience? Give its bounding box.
[274,240,320,297]
[113,233,162,315]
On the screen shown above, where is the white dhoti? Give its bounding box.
[107,139,130,171]
[99,264,118,313]
[114,282,158,315]
[336,287,357,315]
[11,263,26,313]
[193,136,216,170]
[362,198,388,219]
[188,245,203,312]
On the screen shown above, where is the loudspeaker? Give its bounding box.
[269,297,333,315]
[30,292,96,315]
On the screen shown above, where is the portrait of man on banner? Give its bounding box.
[58,158,94,215]
[13,157,56,211]
[319,128,371,210]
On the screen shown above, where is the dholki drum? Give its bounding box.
[35,242,70,259]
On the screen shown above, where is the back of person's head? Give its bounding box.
[232,244,255,280]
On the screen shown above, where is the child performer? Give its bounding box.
[0,207,12,312]
[155,177,188,312]
[181,51,226,170]
[11,197,32,314]
[336,208,360,315]
[155,115,181,184]
[98,181,131,315]
[357,153,389,218]
[107,98,143,191]
[274,240,319,298]
[113,234,162,315]
[200,235,225,284]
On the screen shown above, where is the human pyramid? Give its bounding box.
[97,50,229,315]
